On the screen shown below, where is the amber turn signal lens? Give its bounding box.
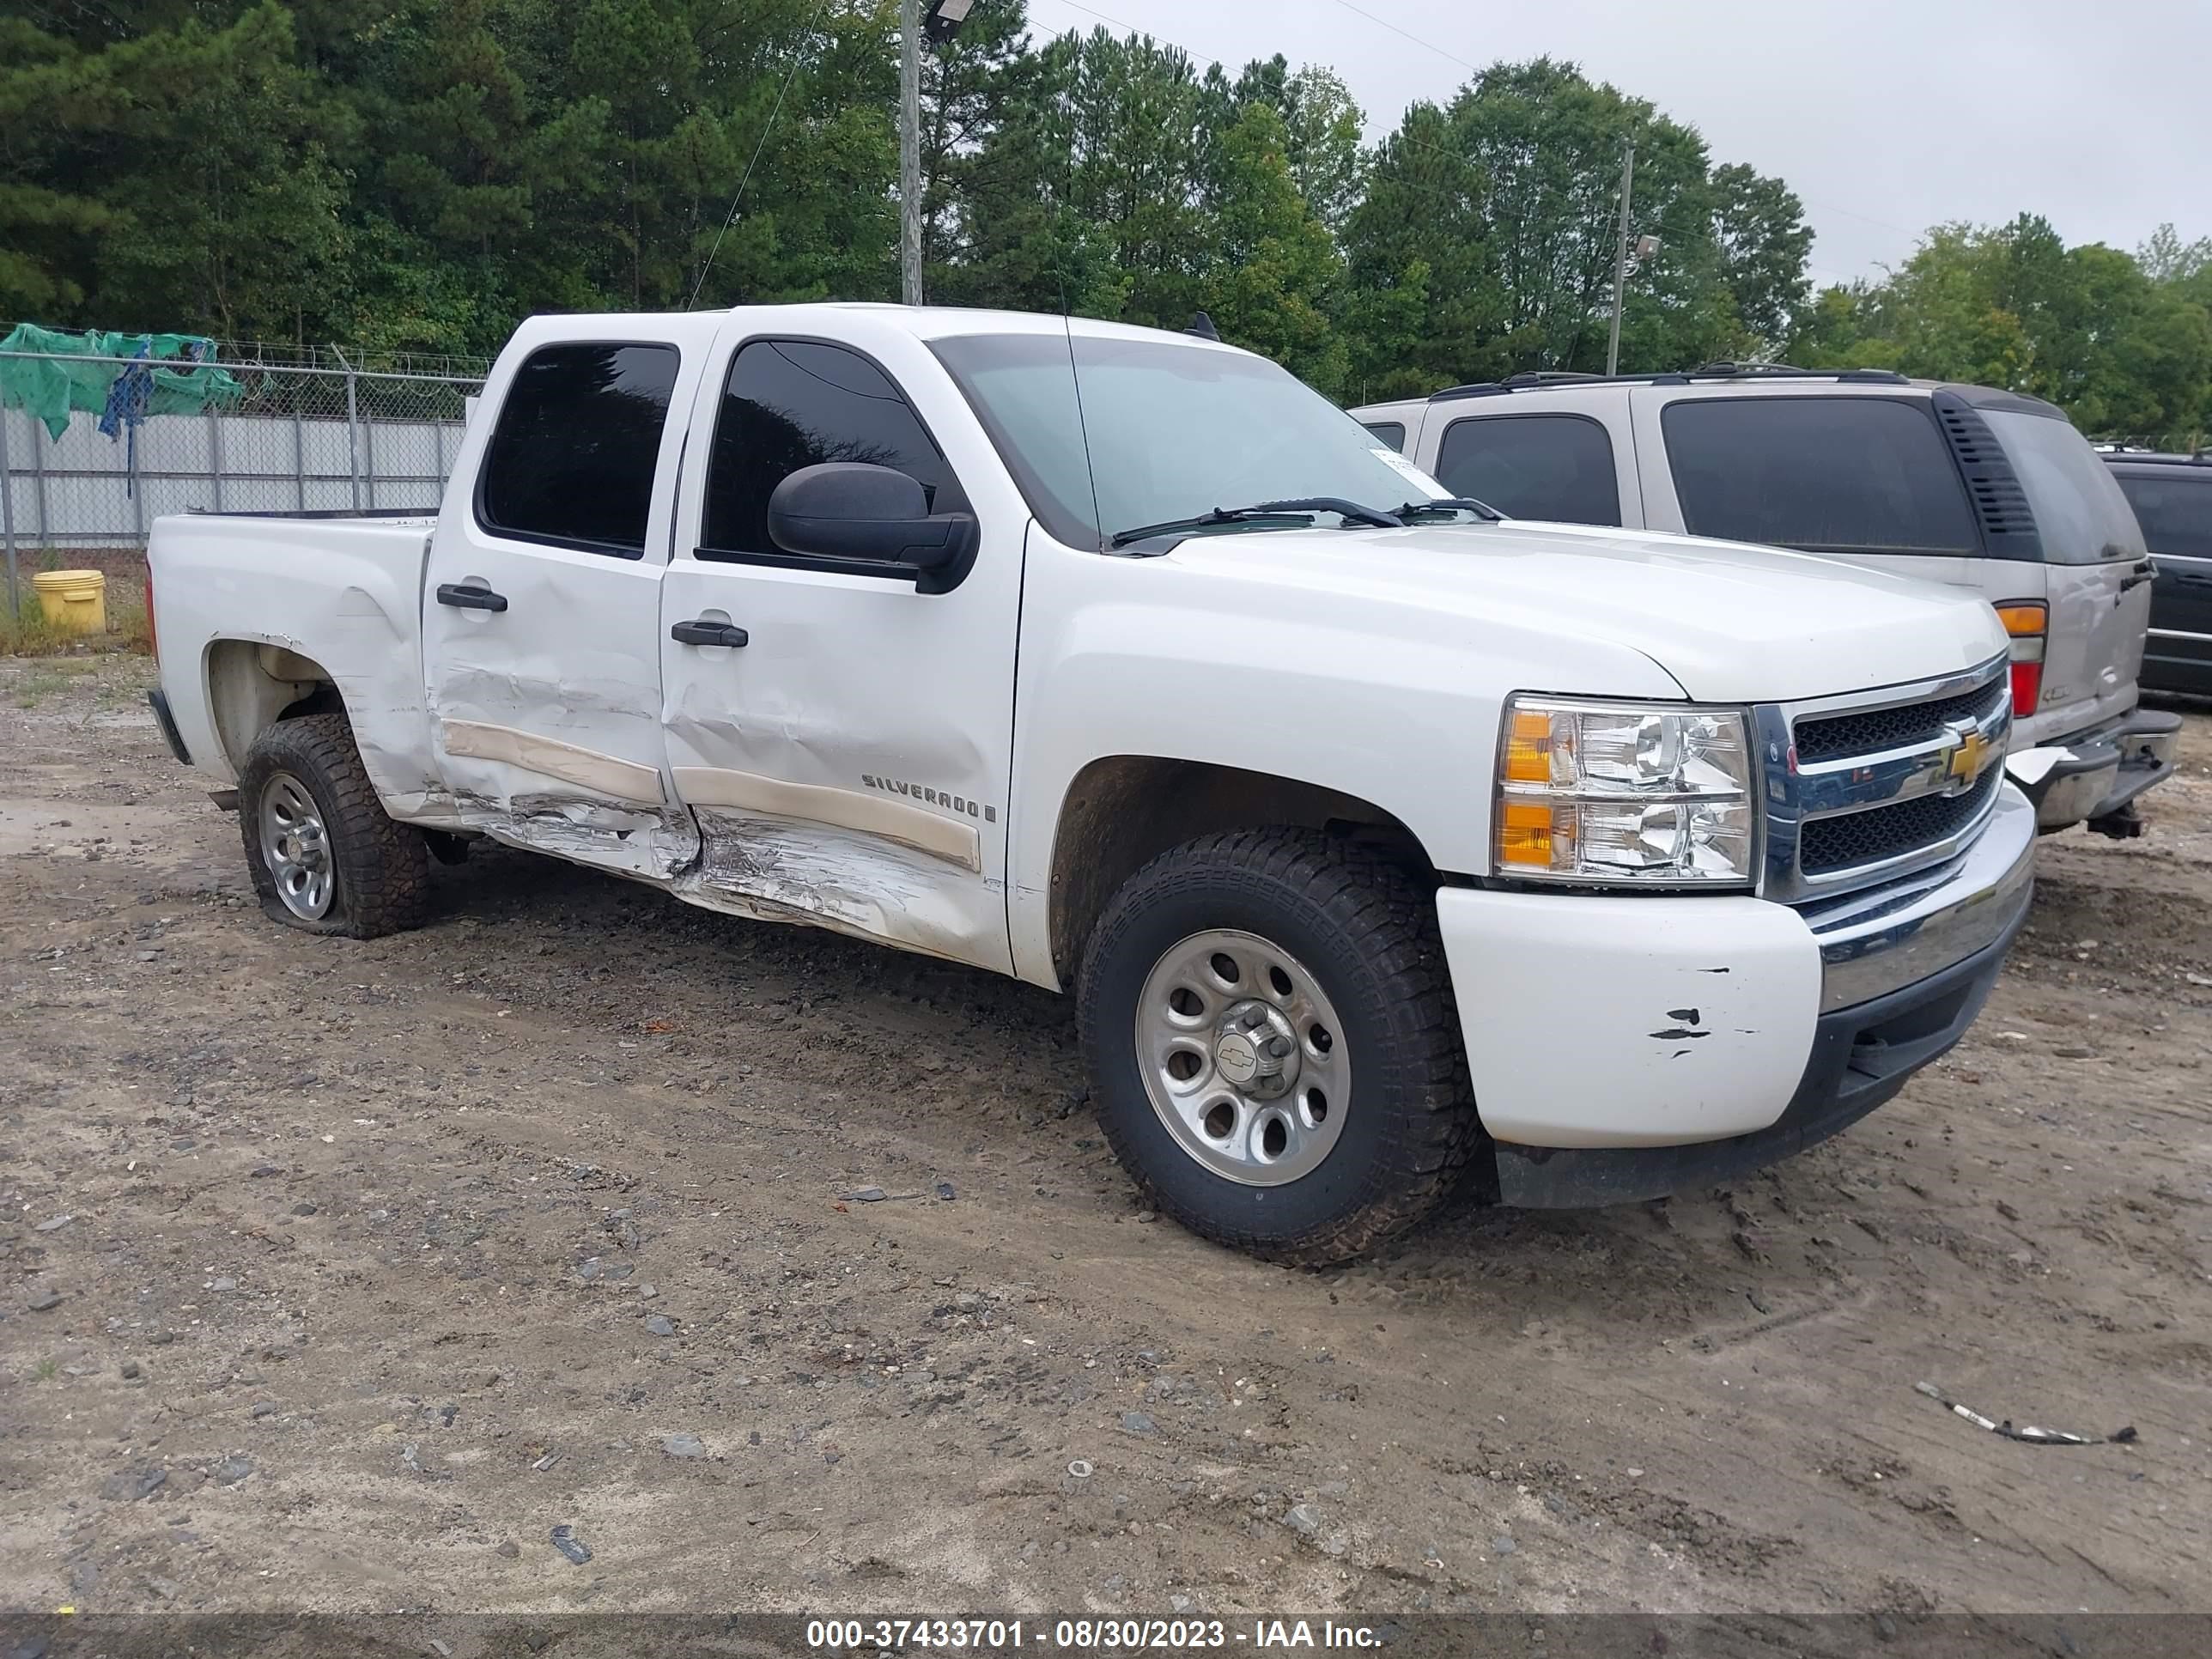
[1502,708,1555,786]
[1496,799,1562,868]
[1994,602,2046,640]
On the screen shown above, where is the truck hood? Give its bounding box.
[1168,517,2008,702]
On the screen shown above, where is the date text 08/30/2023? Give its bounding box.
[805,1618,1384,1651]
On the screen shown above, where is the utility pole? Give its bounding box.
[900,0,924,307]
[1606,142,1636,378]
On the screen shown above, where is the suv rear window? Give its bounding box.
[2113,468,2212,558]
[1983,410,2146,563]
[1436,414,1620,526]
[1662,396,1978,554]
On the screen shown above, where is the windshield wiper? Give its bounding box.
[1109,497,1404,549]
[1393,496,1504,523]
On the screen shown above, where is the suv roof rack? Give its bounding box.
[1428,364,1910,402]
[2099,448,2212,465]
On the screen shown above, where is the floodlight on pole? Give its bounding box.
[902,0,977,306]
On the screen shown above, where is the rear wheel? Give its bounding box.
[1078,829,1480,1264]
[237,713,429,939]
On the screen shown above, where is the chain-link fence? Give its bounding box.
[2,345,486,612]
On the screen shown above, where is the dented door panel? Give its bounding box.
[657,316,1029,974]
[421,317,721,880]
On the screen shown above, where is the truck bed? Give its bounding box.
[148,509,443,810]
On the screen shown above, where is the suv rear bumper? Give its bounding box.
[1437,784,2034,1205]
[2007,708,2181,830]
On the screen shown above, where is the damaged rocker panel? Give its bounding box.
[671,765,982,872]
[440,719,666,805]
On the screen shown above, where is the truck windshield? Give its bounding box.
[1983,409,2148,564]
[929,331,1445,550]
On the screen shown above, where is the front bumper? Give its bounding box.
[2008,708,2182,830]
[1436,782,2036,1206]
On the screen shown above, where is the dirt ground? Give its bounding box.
[3,653,2209,1623]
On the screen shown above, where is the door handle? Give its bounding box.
[435,582,508,612]
[2118,562,2156,593]
[670,618,750,648]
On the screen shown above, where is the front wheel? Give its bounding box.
[1078,829,1480,1264]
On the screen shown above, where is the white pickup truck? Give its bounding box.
[148,304,2035,1262]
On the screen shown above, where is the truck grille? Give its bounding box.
[1794,677,2010,764]
[1799,766,2002,876]
[1759,659,2011,903]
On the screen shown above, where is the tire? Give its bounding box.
[1078,828,1480,1265]
[237,712,430,939]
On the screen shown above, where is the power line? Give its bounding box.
[1324,0,1478,73]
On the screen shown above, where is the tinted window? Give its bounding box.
[2114,470,2212,559]
[1982,410,2145,564]
[1363,421,1407,453]
[478,343,678,555]
[702,340,963,561]
[1436,414,1620,526]
[1663,397,1978,554]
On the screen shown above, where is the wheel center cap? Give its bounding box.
[1214,1000,1299,1099]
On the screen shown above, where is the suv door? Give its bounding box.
[1427,407,1631,526]
[656,325,1023,973]
[1632,384,2153,745]
[423,328,714,879]
[2111,462,2212,694]
[1630,388,1985,592]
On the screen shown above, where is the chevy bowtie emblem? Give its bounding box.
[1942,721,1991,791]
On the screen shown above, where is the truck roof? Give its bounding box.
[517,301,1249,354]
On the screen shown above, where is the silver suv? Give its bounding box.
[1354,368,2179,836]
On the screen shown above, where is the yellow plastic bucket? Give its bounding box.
[33,569,107,636]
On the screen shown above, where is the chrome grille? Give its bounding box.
[1756,657,2011,903]
[1794,677,2010,765]
[1800,765,2002,875]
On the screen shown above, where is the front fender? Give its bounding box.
[1004,531,1685,985]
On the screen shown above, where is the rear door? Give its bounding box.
[422,322,717,880]
[1976,406,2151,739]
[655,322,1025,973]
[1631,388,1986,592]
[2112,462,2212,692]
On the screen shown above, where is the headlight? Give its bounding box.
[1494,696,1756,885]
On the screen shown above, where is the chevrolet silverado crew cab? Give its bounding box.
[1356,368,2180,837]
[148,306,2035,1264]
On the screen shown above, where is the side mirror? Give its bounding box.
[766,463,977,588]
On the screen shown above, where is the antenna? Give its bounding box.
[688,56,801,311]
[1059,272,1105,551]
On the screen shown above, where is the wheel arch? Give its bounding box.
[204,638,344,775]
[1042,756,1437,990]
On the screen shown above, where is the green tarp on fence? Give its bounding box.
[0,324,246,441]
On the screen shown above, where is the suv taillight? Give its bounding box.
[1996,601,2045,716]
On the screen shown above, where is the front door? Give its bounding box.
[423,328,712,880]
[657,324,1024,970]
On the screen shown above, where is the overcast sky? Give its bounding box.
[1022,0,2212,286]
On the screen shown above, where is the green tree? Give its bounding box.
[1199,101,1347,394]
[1792,216,2212,441]
[1343,58,1807,389]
